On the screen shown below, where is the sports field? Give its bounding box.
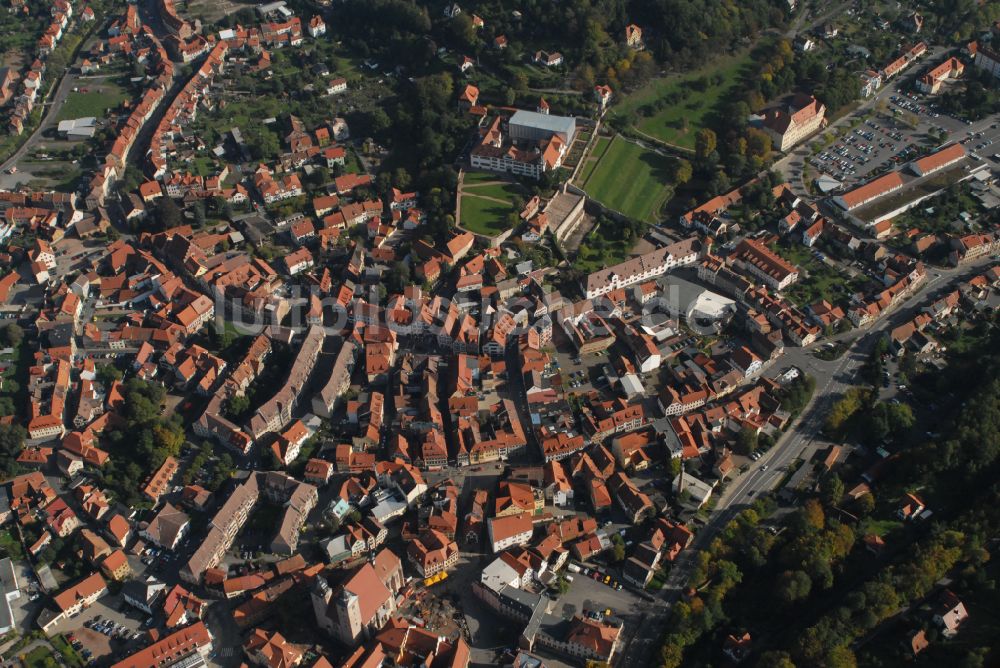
[580,136,673,223]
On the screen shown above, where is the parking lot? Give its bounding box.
[810,112,928,186]
[44,590,148,664]
[553,570,647,624]
[807,75,998,189]
[956,122,1000,160]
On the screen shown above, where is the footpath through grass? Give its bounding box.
[459,172,529,236]
[460,196,513,236]
[582,135,674,223]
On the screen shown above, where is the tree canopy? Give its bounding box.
[100,379,186,507]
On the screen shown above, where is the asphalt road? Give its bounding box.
[621,254,995,666]
[0,68,79,178]
[0,9,111,178]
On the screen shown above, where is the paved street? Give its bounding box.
[0,9,109,180]
[620,255,994,666]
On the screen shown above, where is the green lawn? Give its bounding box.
[574,237,631,274]
[188,156,218,177]
[342,148,363,174]
[462,170,508,186]
[22,646,59,668]
[56,83,127,121]
[459,195,515,236]
[776,243,869,307]
[858,518,903,537]
[462,181,525,202]
[575,135,611,186]
[609,51,751,149]
[459,173,530,236]
[581,136,674,223]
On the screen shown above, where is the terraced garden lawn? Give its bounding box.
[463,181,525,202]
[573,236,631,274]
[581,135,674,223]
[23,646,59,668]
[575,135,611,186]
[462,170,506,186]
[609,51,751,150]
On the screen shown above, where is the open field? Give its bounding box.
[858,518,903,537]
[609,51,751,150]
[580,136,673,223]
[56,82,128,121]
[23,162,83,192]
[184,0,246,24]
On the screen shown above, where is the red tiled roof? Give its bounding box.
[911,143,965,175]
[835,171,905,210]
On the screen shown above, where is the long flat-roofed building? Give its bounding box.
[312,340,357,418]
[181,475,259,583]
[249,326,324,438]
[508,110,576,144]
